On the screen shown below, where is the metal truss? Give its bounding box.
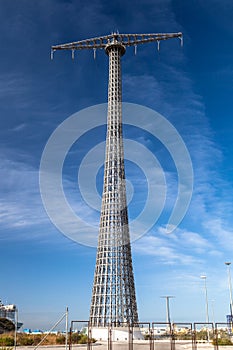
[89,42,138,327]
[51,32,182,328]
[51,32,182,59]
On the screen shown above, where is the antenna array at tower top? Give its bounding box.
[51,32,182,57]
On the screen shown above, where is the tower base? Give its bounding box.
[90,327,144,341]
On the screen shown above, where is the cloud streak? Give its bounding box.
[0,0,232,267]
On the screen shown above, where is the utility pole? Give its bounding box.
[52,31,182,338]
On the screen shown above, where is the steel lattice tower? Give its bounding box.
[90,42,138,327]
[51,31,182,329]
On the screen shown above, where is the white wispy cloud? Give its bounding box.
[133,234,202,265]
[0,151,100,245]
[0,0,232,265]
[0,156,46,231]
[120,18,233,268]
[0,74,28,99]
[203,219,233,251]
[132,220,227,267]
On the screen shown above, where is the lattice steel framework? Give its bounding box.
[51,32,182,328]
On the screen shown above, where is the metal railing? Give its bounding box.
[10,318,231,350]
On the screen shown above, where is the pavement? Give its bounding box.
[14,341,221,350]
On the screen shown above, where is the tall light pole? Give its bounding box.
[200,275,210,342]
[161,296,175,325]
[225,262,233,319]
[211,299,215,326]
[14,308,18,350]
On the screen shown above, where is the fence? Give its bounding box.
[68,321,233,350]
[5,318,229,350]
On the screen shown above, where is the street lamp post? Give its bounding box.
[14,308,18,350]
[200,275,210,342]
[161,296,175,350]
[211,300,215,326]
[161,296,175,325]
[225,262,233,318]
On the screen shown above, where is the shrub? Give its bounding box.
[56,335,66,344]
[79,334,88,344]
[212,338,233,346]
[0,336,14,346]
[70,333,95,344]
[32,335,43,345]
[17,335,34,346]
[71,333,81,343]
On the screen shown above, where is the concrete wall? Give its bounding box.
[91,327,144,341]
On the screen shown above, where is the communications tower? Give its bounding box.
[51,32,182,340]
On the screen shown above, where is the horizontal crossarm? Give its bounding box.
[51,32,182,51]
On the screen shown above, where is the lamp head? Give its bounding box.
[200,275,207,279]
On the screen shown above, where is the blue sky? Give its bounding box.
[0,0,233,330]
